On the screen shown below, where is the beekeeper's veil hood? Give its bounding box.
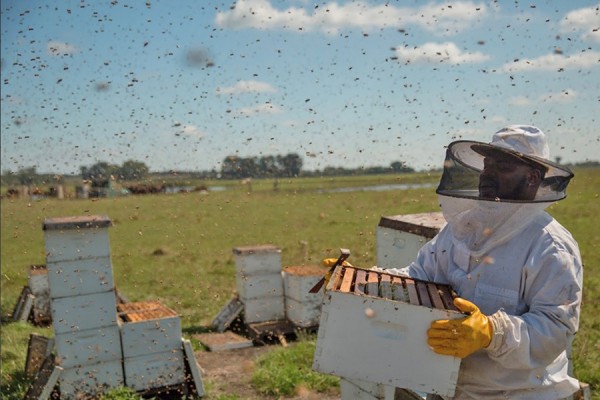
[436,125,573,202]
[435,125,574,257]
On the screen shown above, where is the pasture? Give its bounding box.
[1,170,599,399]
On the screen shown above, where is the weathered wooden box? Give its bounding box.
[376,212,445,269]
[313,266,462,397]
[28,265,52,324]
[43,215,112,263]
[118,301,182,359]
[54,325,122,368]
[283,265,328,327]
[51,290,118,334]
[46,256,114,299]
[59,359,124,399]
[118,301,186,391]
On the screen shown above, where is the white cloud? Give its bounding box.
[394,42,490,64]
[540,89,578,104]
[215,0,488,35]
[499,51,600,72]
[509,96,532,107]
[238,102,281,116]
[559,3,600,43]
[176,124,204,139]
[47,41,78,56]
[217,80,277,95]
[509,89,577,107]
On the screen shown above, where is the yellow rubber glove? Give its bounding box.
[321,258,353,287]
[427,297,493,359]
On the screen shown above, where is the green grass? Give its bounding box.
[2,170,599,399]
[251,334,339,397]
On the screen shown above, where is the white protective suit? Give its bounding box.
[383,126,583,399]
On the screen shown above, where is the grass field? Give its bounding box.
[1,170,598,399]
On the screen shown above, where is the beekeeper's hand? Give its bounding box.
[427,297,493,359]
[318,258,353,290]
[322,258,353,268]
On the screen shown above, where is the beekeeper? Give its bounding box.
[383,125,583,399]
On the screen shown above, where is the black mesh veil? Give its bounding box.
[436,141,574,203]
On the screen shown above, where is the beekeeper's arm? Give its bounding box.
[483,244,582,368]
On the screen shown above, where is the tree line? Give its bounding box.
[1,153,419,187]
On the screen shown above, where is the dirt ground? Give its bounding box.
[194,344,341,400]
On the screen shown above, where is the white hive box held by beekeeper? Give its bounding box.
[376,212,445,269]
[313,265,463,398]
[233,245,285,324]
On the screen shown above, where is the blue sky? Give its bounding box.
[1,0,599,174]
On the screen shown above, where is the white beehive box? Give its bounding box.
[283,265,329,327]
[313,266,462,398]
[123,349,186,391]
[54,325,122,368]
[59,359,124,399]
[242,296,285,324]
[118,301,182,359]
[51,290,118,334]
[46,257,114,299]
[236,272,284,301]
[233,244,282,276]
[118,301,187,391]
[43,215,112,263]
[233,245,285,324]
[376,212,445,269]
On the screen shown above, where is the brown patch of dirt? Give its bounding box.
[194,344,340,400]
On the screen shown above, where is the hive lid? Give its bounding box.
[43,215,112,231]
[232,244,281,255]
[378,212,445,239]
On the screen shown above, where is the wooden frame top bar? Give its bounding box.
[43,215,112,231]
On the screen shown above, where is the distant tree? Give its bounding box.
[278,153,303,177]
[221,156,241,179]
[117,160,149,181]
[15,166,38,185]
[390,161,414,173]
[81,162,118,187]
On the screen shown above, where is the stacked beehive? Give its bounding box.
[118,301,186,392]
[233,245,284,324]
[43,215,123,398]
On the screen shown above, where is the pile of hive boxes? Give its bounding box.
[42,215,204,398]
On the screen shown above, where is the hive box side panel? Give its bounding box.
[242,296,285,324]
[51,291,118,334]
[236,272,284,300]
[54,325,122,368]
[59,359,124,399]
[283,271,323,302]
[120,316,182,358]
[285,296,321,328]
[47,257,114,298]
[123,349,186,391]
[234,252,282,276]
[376,228,431,270]
[44,229,110,263]
[313,291,461,397]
